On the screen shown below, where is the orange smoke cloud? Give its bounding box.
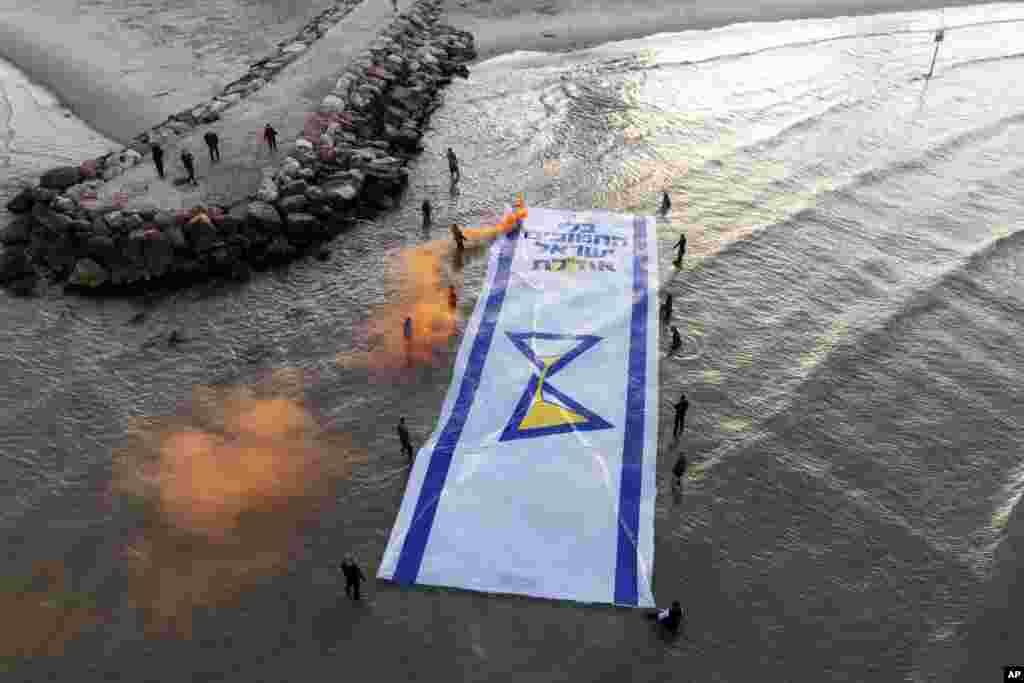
[0,560,105,663]
[339,198,527,372]
[112,369,365,636]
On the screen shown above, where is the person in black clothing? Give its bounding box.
[446,147,460,184]
[340,555,366,601]
[203,131,220,162]
[450,223,466,252]
[672,233,687,267]
[673,392,689,439]
[670,326,682,353]
[264,124,278,152]
[672,453,687,490]
[660,294,673,327]
[181,149,197,185]
[646,600,684,635]
[660,191,671,216]
[151,143,165,179]
[421,199,432,228]
[397,417,414,461]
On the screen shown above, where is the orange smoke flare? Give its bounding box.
[111,369,365,637]
[339,197,528,372]
[0,560,105,663]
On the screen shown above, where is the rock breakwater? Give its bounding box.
[2,0,474,295]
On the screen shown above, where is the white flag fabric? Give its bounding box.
[378,207,659,607]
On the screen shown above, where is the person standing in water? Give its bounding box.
[340,555,366,601]
[450,223,466,252]
[446,148,460,184]
[151,143,165,179]
[673,392,689,439]
[672,233,687,267]
[660,191,672,216]
[421,199,432,228]
[672,453,687,490]
[660,294,673,327]
[670,326,682,352]
[397,417,414,461]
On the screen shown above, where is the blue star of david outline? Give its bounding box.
[499,332,615,442]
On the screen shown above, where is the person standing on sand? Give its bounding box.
[391,0,398,11]
[151,143,165,179]
[660,191,672,216]
[203,131,220,162]
[180,149,197,185]
[264,124,278,152]
[448,285,457,311]
[397,417,414,461]
[670,326,682,353]
[340,555,366,601]
[446,147,460,184]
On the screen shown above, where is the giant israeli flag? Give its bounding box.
[378,207,659,607]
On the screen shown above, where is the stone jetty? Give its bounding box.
[1,0,474,294]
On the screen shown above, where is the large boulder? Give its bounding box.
[245,201,283,241]
[0,245,31,283]
[85,234,118,264]
[280,179,309,198]
[39,166,83,191]
[6,188,35,213]
[143,232,175,277]
[0,216,32,245]
[67,258,110,289]
[279,195,308,214]
[284,212,319,243]
[184,214,218,252]
[265,236,297,263]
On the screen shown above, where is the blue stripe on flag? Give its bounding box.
[614,215,648,606]
[393,231,519,585]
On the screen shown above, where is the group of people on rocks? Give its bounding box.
[148,124,279,186]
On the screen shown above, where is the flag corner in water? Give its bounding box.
[379,207,659,608]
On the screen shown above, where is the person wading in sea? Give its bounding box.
[672,233,687,268]
[660,294,673,327]
[447,147,460,184]
[421,199,432,228]
[340,555,366,601]
[670,326,682,353]
[397,417,414,461]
